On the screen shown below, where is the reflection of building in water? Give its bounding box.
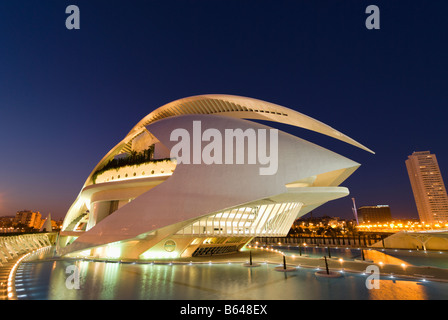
[363,249,409,266]
[368,279,427,300]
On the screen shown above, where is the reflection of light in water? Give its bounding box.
[364,250,411,266]
[17,260,448,300]
[369,279,427,300]
[48,261,82,300]
[138,265,176,299]
[104,262,120,282]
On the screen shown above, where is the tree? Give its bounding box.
[346,222,358,237]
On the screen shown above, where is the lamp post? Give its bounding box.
[324,256,329,275]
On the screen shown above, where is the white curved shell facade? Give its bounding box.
[58,95,371,259]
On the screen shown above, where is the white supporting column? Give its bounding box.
[27,235,39,249]
[37,235,50,246]
[14,237,29,252]
[0,248,8,263]
[31,237,42,249]
[0,239,13,259]
[5,239,19,257]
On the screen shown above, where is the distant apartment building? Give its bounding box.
[0,216,15,228]
[13,210,42,229]
[358,205,392,223]
[406,151,448,223]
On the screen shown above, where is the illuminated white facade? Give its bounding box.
[57,94,373,259]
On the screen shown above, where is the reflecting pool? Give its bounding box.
[15,257,448,300]
[278,245,448,268]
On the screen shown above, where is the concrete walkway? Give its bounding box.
[0,255,23,300]
[0,246,55,300]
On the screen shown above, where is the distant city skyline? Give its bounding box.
[0,1,447,221]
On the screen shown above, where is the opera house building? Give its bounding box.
[57,95,373,260]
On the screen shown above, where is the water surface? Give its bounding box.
[15,258,448,300]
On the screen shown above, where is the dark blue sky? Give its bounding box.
[0,1,447,220]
